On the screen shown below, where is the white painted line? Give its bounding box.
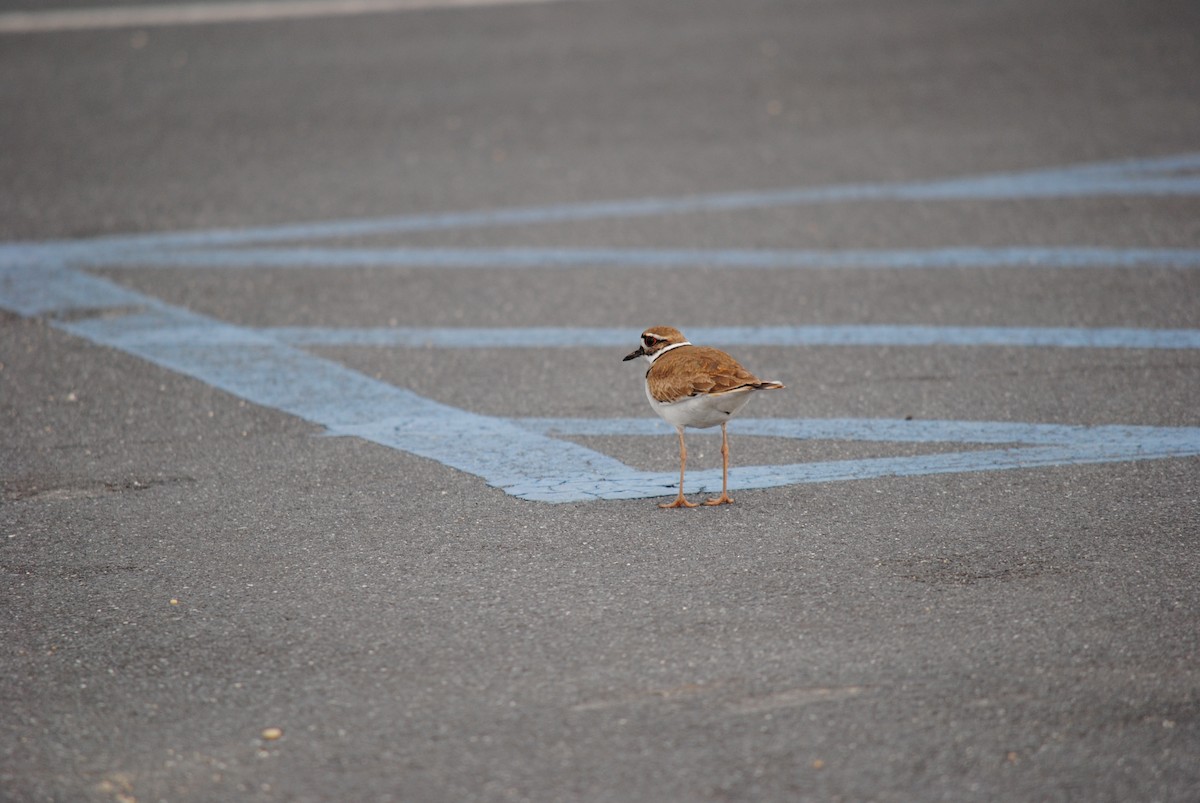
[2,153,1195,258]
[3,262,1199,503]
[263,324,1200,351]
[98,246,1200,271]
[0,0,589,34]
[3,152,1196,501]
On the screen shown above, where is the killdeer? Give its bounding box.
[623,326,784,508]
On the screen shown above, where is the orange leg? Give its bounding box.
[660,427,698,508]
[704,422,735,506]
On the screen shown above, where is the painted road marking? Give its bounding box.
[511,418,1200,502]
[264,325,1200,351]
[0,0,592,35]
[2,152,1196,501]
[2,152,1197,263]
[85,246,1200,271]
[0,264,627,494]
[2,264,1198,503]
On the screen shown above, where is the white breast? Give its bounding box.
[644,381,755,430]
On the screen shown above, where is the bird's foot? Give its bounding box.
[703,493,735,506]
[659,496,699,509]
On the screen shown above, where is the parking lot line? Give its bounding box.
[263,324,1200,350]
[3,150,1196,502]
[91,246,1200,271]
[3,262,1197,503]
[2,152,1196,262]
[0,0,591,34]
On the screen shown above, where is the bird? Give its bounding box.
[623,326,784,508]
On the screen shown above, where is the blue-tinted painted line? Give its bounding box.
[3,263,1198,503]
[3,151,1198,502]
[266,324,1200,350]
[0,264,627,496]
[506,440,1200,502]
[0,262,152,317]
[499,417,1200,500]
[92,246,1200,271]
[518,416,1196,448]
[2,152,1197,261]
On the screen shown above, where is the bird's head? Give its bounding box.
[623,326,689,363]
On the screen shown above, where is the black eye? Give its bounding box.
[643,335,657,347]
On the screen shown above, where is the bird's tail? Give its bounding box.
[753,380,785,390]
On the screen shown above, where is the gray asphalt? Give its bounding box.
[3,0,1200,801]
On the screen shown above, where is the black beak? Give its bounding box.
[623,345,644,362]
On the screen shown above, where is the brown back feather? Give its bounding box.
[648,345,781,402]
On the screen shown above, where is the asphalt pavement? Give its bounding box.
[3,0,1199,800]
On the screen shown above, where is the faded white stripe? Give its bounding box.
[0,0,588,34]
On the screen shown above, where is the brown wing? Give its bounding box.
[647,345,765,402]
